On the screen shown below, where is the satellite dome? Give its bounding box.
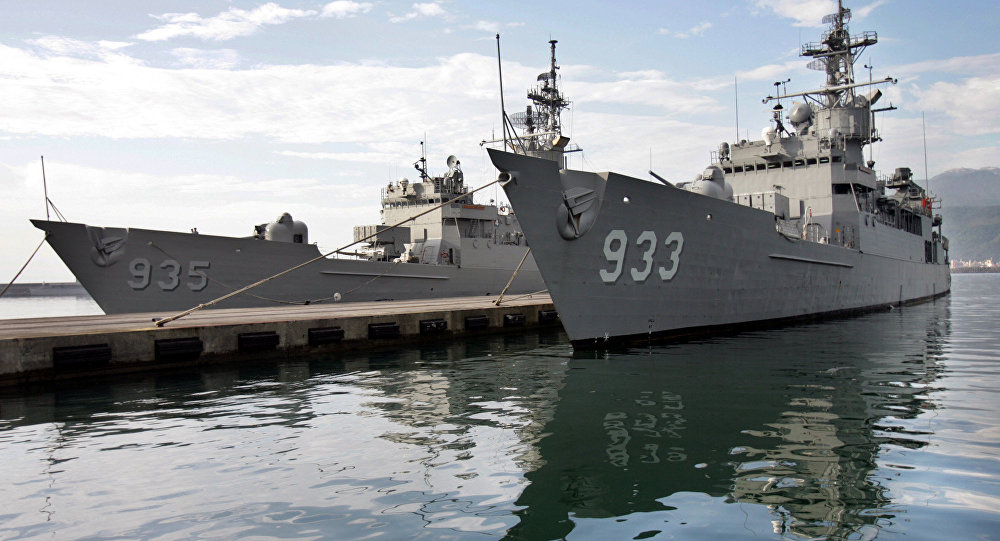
[762,126,777,146]
[789,102,812,124]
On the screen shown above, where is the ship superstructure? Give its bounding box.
[708,1,944,262]
[354,152,528,267]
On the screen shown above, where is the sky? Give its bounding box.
[2,0,999,282]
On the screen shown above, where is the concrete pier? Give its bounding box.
[0,294,557,385]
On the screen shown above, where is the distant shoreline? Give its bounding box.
[951,267,1000,274]
[0,282,89,297]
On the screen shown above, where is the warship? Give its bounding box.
[33,142,552,314]
[488,2,950,347]
[32,152,543,314]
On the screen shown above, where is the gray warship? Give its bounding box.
[488,2,950,346]
[32,153,541,314]
[33,150,543,315]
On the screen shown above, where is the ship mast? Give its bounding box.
[527,40,567,138]
[514,39,570,151]
[766,0,884,109]
[483,40,576,163]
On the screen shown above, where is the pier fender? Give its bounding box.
[556,187,599,240]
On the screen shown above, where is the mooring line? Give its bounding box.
[0,234,49,299]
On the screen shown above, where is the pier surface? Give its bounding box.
[0,294,557,385]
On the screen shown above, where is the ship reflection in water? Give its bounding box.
[4,289,995,540]
[508,300,950,540]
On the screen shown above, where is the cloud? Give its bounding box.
[892,52,1000,79]
[321,1,373,18]
[752,0,837,27]
[470,20,500,33]
[277,150,403,164]
[170,48,241,69]
[0,44,504,145]
[464,20,525,35]
[916,76,1000,136]
[136,3,317,41]
[569,69,720,112]
[852,0,890,19]
[656,21,712,39]
[389,2,447,23]
[29,36,134,61]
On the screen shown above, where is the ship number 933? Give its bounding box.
[599,230,684,284]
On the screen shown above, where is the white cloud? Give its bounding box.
[752,0,836,27]
[29,36,134,62]
[390,2,447,23]
[852,0,890,19]
[321,1,373,18]
[656,21,712,39]
[137,3,316,42]
[570,69,719,112]
[0,44,507,147]
[278,150,403,164]
[892,52,1000,79]
[170,48,241,69]
[470,20,500,33]
[916,76,1000,136]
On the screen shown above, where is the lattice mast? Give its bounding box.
[799,0,878,108]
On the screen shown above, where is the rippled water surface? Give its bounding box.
[2,275,998,539]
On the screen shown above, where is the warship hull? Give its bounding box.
[32,219,543,315]
[488,150,950,346]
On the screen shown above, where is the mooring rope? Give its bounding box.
[155,178,508,327]
[0,234,49,299]
[493,247,531,306]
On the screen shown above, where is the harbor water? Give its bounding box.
[1,274,998,539]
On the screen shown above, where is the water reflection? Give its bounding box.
[508,299,950,540]
[0,298,955,540]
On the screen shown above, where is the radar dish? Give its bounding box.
[446,155,459,169]
[807,59,827,71]
[511,110,546,129]
[822,9,850,25]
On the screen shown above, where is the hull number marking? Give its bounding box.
[600,230,684,284]
[129,258,211,291]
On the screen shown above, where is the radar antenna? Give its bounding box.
[765,0,889,109]
[510,39,571,152]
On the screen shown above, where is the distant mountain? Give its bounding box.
[938,206,1000,263]
[927,167,1000,207]
[916,167,1000,262]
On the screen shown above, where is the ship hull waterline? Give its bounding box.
[488,149,951,347]
[32,219,544,315]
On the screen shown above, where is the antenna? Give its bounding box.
[41,156,50,220]
[494,34,523,152]
[496,34,508,150]
[923,112,929,192]
[734,75,739,142]
[864,60,874,165]
[413,140,429,180]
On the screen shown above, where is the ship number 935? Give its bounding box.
[128,258,211,291]
[599,230,684,284]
